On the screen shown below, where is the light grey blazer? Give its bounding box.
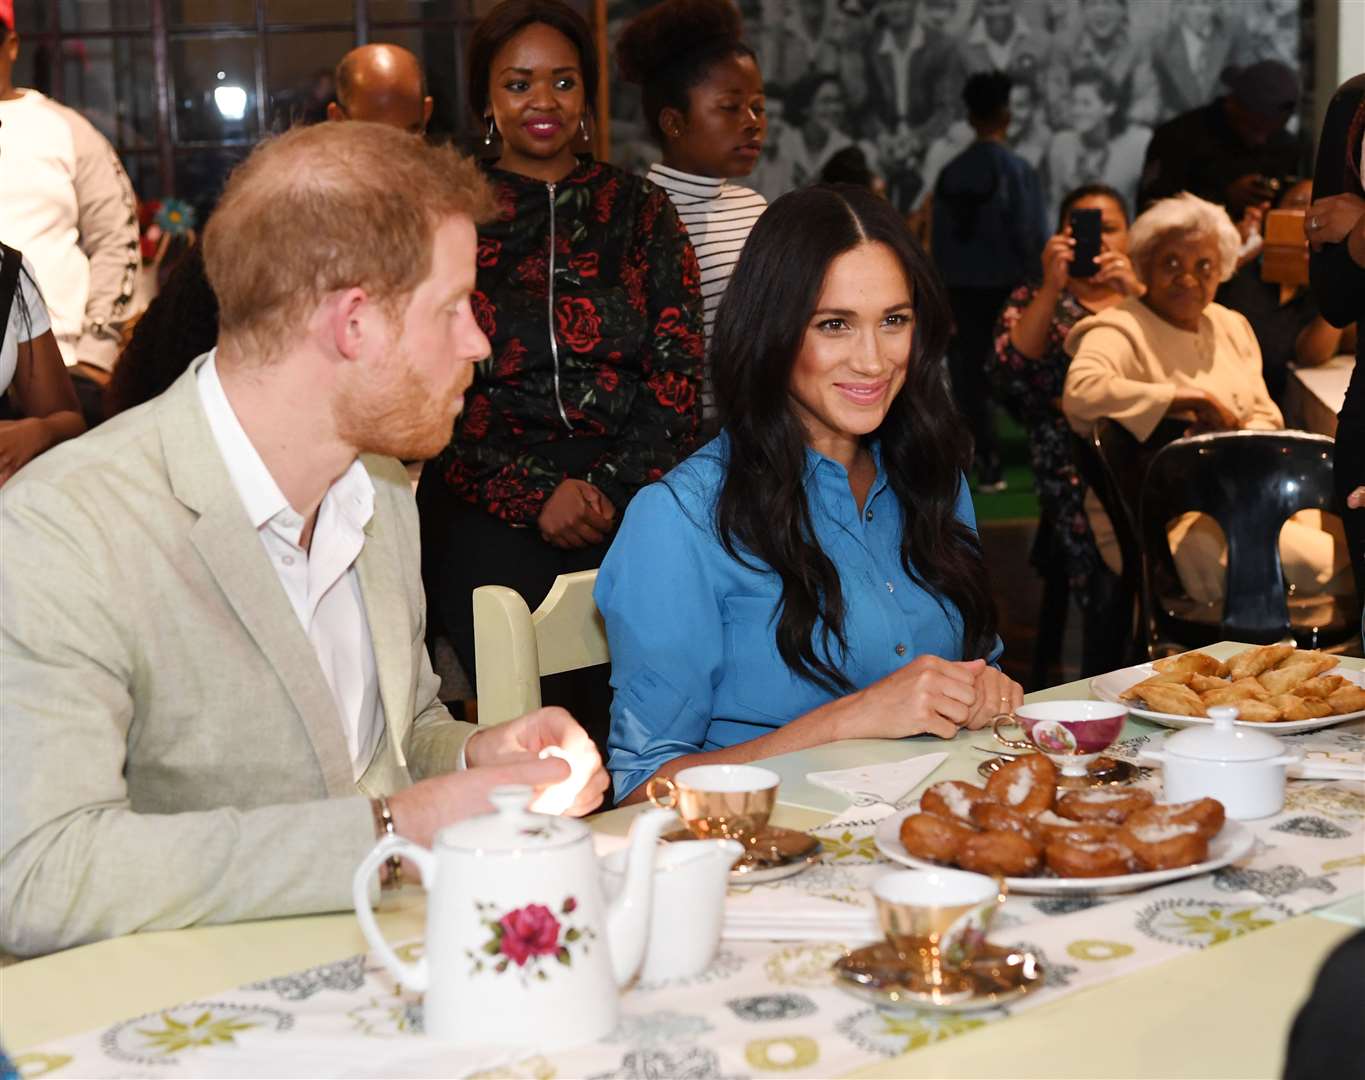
[0,361,474,956]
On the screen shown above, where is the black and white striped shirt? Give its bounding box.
[646,163,767,421]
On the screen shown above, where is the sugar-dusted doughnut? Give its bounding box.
[1127,798,1225,841]
[898,812,975,864]
[1054,786,1154,825]
[1119,818,1208,871]
[920,780,989,824]
[970,801,1041,842]
[983,753,1057,816]
[1045,837,1136,878]
[956,829,1042,877]
[1033,810,1120,846]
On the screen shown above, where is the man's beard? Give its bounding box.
[334,346,463,461]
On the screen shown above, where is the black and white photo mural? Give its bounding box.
[607,0,1310,221]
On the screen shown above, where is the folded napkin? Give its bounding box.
[805,752,948,807]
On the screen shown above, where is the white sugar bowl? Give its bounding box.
[1139,707,1301,820]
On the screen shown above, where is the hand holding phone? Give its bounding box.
[1069,208,1102,278]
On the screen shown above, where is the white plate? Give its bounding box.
[873,805,1253,895]
[1090,661,1365,734]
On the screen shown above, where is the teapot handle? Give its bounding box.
[353,834,436,992]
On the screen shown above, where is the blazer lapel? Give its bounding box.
[159,361,357,797]
[354,478,414,771]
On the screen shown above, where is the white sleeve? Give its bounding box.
[15,257,53,343]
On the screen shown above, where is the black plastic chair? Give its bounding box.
[1139,430,1361,651]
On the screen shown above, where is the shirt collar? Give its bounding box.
[879,23,924,56]
[968,16,1025,51]
[648,162,726,197]
[802,439,888,489]
[196,349,374,534]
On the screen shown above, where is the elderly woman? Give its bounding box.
[1063,192,1352,606]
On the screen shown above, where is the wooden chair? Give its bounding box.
[471,570,610,727]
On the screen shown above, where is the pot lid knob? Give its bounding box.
[1163,705,1285,762]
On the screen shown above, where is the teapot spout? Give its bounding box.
[605,806,675,987]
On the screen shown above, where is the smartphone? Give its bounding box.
[1070,209,1102,278]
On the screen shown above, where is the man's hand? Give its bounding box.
[465,706,609,817]
[1225,173,1279,214]
[537,479,616,549]
[1347,487,1365,510]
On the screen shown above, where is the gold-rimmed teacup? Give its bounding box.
[871,869,1007,994]
[646,764,779,846]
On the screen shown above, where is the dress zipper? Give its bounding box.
[546,181,572,430]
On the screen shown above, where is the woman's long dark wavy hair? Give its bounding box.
[710,184,997,694]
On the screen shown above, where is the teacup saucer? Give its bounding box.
[832,940,1044,1014]
[662,826,821,884]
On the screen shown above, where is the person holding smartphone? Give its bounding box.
[990,183,1141,676]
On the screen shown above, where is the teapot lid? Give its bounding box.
[1162,706,1284,762]
[434,785,586,853]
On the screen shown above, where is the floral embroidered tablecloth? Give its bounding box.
[15,726,1365,1080]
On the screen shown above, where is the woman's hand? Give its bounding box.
[839,656,987,740]
[1170,387,1240,433]
[537,479,616,549]
[0,418,56,486]
[1305,193,1365,250]
[1091,251,1144,297]
[1041,233,1074,293]
[1348,487,1365,510]
[965,666,1024,730]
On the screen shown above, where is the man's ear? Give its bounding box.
[326,287,370,362]
[422,96,434,130]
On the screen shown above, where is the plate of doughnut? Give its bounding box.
[1090,645,1365,733]
[875,754,1252,895]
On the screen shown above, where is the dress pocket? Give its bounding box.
[722,594,843,723]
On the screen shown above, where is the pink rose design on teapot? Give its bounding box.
[499,904,562,966]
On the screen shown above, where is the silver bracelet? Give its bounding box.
[376,795,402,890]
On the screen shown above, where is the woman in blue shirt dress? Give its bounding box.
[596,184,1023,801]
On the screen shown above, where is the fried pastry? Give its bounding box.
[1054,787,1154,824]
[1154,652,1225,678]
[1188,673,1229,693]
[899,812,975,864]
[920,781,989,824]
[1128,799,1225,841]
[1225,644,1295,680]
[1135,683,1207,717]
[1199,678,1271,708]
[1034,811,1119,845]
[1327,684,1365,715]
[1119,819,1208,870]
[956,829,1042,877]
[1267,693,1332,721]
[1294,675,1348,699]
[1121,674,1192,704]
[1045,837,1136,877]
[970,802,1041,842]
[983,753,1057,816]
[1232,699,1283,723]
[1260,656,1338,696]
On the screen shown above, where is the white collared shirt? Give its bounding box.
[968,16,1027,72]
[197,351,383,780]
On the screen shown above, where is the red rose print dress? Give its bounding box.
[431,158,705,524]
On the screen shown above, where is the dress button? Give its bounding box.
[894,643,907,656]
[865,509,873,522]
[281,555,295,566]
[885,581,895,593]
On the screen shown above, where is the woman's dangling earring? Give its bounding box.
[484,116,495,146]
[579,117,588,139]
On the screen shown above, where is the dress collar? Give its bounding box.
[647,162,726,198]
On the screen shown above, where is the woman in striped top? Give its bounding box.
[618,0,768,426]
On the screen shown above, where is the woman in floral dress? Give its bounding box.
[990,183,1141,678]
[419,0,704,754]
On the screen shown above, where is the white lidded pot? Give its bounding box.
[353,786,676,1047]
[1139,706,1300,819]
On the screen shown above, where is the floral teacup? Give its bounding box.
[993,700,1127,777]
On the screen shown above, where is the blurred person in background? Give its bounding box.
[0,244,84,483]
[1007,73,1051,175]
[1062,0,1158,128]
[779,72,855,188]
[327,43,433,133]
[1046,66,1150,226]
[1217,178,1355,408]
[0,2,139,427]
[933,69,1047,493]
[1064,193,1351,608]
[617,0,768,428]
[1306,73,1365,607]
[991,183,1141,676]
[418,0,704,764]
[1148,0,1240,118]
[1139,59,1304,219]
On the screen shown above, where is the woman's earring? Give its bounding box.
[579,117,588,139]
[484,117,495,146]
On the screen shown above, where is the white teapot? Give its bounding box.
[353,785,675,1048]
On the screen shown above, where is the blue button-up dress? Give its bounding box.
[595,434,1003,798]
